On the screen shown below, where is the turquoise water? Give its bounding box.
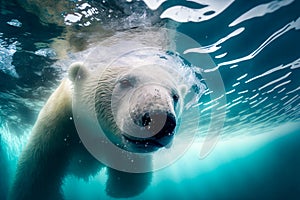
[0,0,299,199]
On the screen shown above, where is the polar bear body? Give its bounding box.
[7,0,204,199]
[9,28,193,199]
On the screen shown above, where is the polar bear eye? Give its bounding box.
[119,78,133,88]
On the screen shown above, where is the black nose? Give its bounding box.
[141,112,151,126]
[141,112,176,146]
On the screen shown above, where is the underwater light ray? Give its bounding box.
[266,80,291,94]
[257,72,291,91]
[197,17,300,72]
[229,0,295,27]
[286,86,300,94]
[184,27,245,54]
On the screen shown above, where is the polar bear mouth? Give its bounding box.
[122,131,174,152]
[121,113,176,152]
[123,135,166,148]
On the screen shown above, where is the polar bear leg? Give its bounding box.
[8,130,70,200]
[106,167,152,198]
[9,80,76,200]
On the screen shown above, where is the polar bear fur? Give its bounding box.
[9,34,193,199]
[9,1,195,200]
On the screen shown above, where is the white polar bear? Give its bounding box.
[9,1,204,199]
[9,27,203,199]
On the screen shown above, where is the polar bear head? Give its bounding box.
[108,65,184,153]
[68,53,200,154]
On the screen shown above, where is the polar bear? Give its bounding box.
[9,1,203,200]
[9,29,200,199]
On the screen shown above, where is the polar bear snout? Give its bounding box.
[128,106,177,148]
[141,111,176,146]
[140,111,176,133]
[123,111,176,151]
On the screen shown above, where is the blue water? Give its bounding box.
[0,0,299,199]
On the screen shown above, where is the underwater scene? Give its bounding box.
[0,0,299,199]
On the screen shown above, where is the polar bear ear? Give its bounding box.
[68,62,88,82]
